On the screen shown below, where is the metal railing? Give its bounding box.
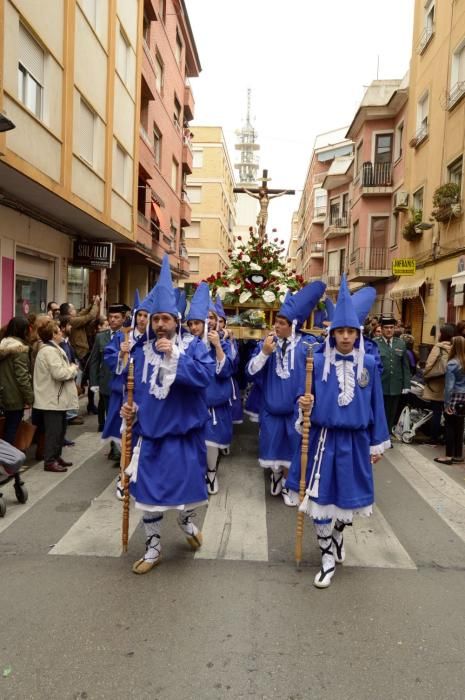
[313,205,327,218]
[311,242,324,253]
[329,215,349,228]
[409,124,428,148]
[361,162,393,187]
[352,247,388,273]
[417,25,434,54]
[322,273,342,288]
[447,81,465,111]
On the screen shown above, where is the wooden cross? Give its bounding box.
[234,169,295,241]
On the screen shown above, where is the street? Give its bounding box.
[2,413,465,700]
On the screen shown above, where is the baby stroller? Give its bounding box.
[392,378,434,444]
[0,439,28,517]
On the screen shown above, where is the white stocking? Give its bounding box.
[142,512,163,562]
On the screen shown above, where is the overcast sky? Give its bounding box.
[185,0,415,245]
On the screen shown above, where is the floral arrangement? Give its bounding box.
[202,228,305,305]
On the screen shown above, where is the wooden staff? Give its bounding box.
[121,356,134,552]
[295,344,314,569]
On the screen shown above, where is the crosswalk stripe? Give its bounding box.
[195,456,268,561]
[50,479,138,557]
[0,432,104,536]
[344,505,416,569]
[387,444,465,544]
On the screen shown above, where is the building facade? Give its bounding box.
[0,0,141,320]
[184,126,237,285]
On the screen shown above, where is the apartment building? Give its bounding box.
[0,0,141,319]
[184,126,237,285]
[134,0,200,299]
[395,0,465,344]
[295,128,351,284]
[286,212,299,273]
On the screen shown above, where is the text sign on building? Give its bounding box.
[73,241,113,269]
[392,258,416,276]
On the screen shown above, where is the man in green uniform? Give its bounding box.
[374,316,411,435]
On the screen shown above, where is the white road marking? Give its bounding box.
[195,456,268,561]
[0,433,104,536]
[50,480,138,557]
[386,444,465,544]
[344,505,416,569]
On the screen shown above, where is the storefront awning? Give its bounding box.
[450,271,465,288]
[389,271,426,300]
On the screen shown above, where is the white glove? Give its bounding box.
[402,388,410,394]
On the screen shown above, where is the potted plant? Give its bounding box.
[432,183,461,222]
[402,208,423,241]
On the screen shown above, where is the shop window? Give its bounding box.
[15,275,47,317]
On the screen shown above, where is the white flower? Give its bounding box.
[270,270,282,278]
[249,262,261,271]
[242,254,251,262]
[278,283,289,293]
[217,287,229,300]
[228,283,240,292]
[279,293,286,302]
[263,290,276,303]
[239,291,252,303]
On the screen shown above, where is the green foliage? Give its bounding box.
[432,182,462,222]
[402,208,423,241]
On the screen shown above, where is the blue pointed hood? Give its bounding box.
[175,288,187,320]
[277,280,326,325]
[133,288,141,311]
[186,282,210,322]
[351,287,376,327]
[330,275,360,330]
[151,254,178,316]
[215,294,226,320]
[325,297,335,322]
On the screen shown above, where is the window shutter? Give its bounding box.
[80,99,95,164]
[19,24,44,83]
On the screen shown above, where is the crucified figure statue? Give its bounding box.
[234,169,295,241]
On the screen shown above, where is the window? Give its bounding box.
[185,221,200,238]
[116,27,130,84]
[153,125,162,166]
[449,40,465,109]
[155,53,164,94]
[114,142,127,196]
[394,122,404,161]
[374,133,393,164]
[159,0,166,22]
[81,0,97,28]
[174,96,182,128]
[171,158,179,192]
[329,197,340,224]
[143,14,150,44]
[186,185,201,203]
[79,98,95,165]
[175,31,183,66]
[18,25,44,118]
[417,93,429,135]
[370,218,389,269]
[188,255,199,272]
[355,141,363,178]
[314,188,327,216]
[193,149,203,168]
[352,220,359,252]
[390,212,401,247]
[425,0,435,34]
[413,187,424,215]
[448,157,463,190]
[342,193,349,222]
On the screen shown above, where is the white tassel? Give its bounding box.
[322,331,332,382]
[357,326,365,380]
[309,473,320,498]
[291,319,297,370]
[299,489,311,513]
[125,437,141,483]
[231,377,237,400]
[177,312,184,353]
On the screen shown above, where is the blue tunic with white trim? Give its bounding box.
[101,330,125,442]
[205,340,234,448]
[286,352,389,511]
[130,338,214,508]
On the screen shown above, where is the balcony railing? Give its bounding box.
[352,247,388,273]
[409,124,429,148]
[417,25,435,54]
[322,273,342,288]
[361,162,393,187]
[311,242,324,253]
[447,81,465,111]
[328,215,349,228]
[313,205,327,219]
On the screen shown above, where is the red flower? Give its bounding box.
[281,240,285,244]
[216,272,221,278]
[237,236,242,240]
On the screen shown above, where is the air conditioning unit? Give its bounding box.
[394,191,409,210]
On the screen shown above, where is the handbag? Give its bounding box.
[14,420,37,451]
[424,347,448,380]
[449,393,465,417]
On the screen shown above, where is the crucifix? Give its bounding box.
[234,169,295,241]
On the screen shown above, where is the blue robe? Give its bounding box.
[129,338,215,510]
[247,335,315,469]
[286,352,390,517]
[228,337,243,424]
[101,330,125,443]
[205,340,234,448]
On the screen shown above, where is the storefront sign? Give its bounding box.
[72,241,113,269]
[392,258,416,276]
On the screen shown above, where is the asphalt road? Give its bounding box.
[1,415,465,700]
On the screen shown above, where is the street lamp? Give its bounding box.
[0,113,16,133]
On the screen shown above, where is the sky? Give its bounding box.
[184,0,415,247]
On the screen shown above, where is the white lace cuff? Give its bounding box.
[248,350,269,375]
[370,439,391,455]
[216,355,226,374]
[294,406,304,435]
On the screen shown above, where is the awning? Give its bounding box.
[152,202,169,235]
[450,271,465,288]
[389,271,426,300]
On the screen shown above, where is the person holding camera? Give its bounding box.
[434,336,465,465]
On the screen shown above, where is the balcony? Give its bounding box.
[409,124,429,149]
[360,162,393,195]
[324,215,350,240]
[180,191,192,226]
[322,273,341,290]
[446,81,465,112]
[312,206,327,223]
[139,125,155,175]
[349,247,390,282]
[310,242,324,258]
[184,81,195,121]
[182,136,193,174]
[417,25,434,54]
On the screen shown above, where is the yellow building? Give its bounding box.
[184,126,236,284]
[0,0,140,318]
[393,0,465,347]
